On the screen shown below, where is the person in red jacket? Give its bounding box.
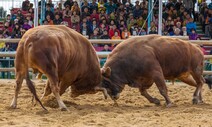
[109,24,120,38]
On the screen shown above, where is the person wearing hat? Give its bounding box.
[134,0,140,9]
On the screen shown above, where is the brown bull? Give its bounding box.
[10,25,107,111]
[101,35,205,107]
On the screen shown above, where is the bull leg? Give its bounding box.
[40,80,52,100]
[153,72,172,107]
[192,67,204,104]
[178,74,203,103]
[139,88,160,105]
[47,74,68,111]
[10,73,24,108]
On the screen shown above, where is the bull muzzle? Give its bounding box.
[94,86,109,99]
[111,93,120,100]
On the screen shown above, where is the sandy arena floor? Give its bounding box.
[0,79,212,127]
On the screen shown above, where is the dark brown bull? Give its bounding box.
[101,35,205,107]
[10,25,108,111]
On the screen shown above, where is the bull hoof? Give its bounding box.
[152,98,160,105]
[60,107,69,111]
[192,98,198,104]
[166,103,174,108]
[192,99,203,104]
[10,104,17,109]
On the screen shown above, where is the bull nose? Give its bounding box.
[111,93,120,100]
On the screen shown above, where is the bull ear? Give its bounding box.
[101,67,111,77]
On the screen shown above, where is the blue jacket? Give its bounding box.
[186,22,196,35]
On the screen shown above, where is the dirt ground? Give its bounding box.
[0,79,212,127]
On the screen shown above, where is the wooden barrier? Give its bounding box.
[129,36,189,40]
[190,40,212,45]
[0,37,212,75]
[0,36,196,45]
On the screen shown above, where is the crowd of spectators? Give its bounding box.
[0,0,212,51]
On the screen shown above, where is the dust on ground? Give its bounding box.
[0,79,212,127]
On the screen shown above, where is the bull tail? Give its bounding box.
[24,41,47,111]
[25,72,47,111]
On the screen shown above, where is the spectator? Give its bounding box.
[81,7,90,19]
[54,8,63,19]
[133,3,142,19]
[71,11,80,27]
[16,10,25,24]
[43,20,49,25]
[11,24,21,38]
[22,0,30,11]
[64,0,74,9]
[174,28,181,36]
[101,44,111,51]
[89,0,98,13]
[137,16,146,29]
[0,31,5,49]
[90,9,99,22]
[109,24,120,38]
[189,29,199,40]
[166,20,175,36]
[141,0,148,9]
[100,30,110,39]
[46,15,54,25]
[90,20,98,33]
[46,3,55,20]
[121,28,131,39]
[139,28,147,35]
[71,1,81,15]
[182,26,187,36]
[99,23,106,35]
[10,9,16,21]
[163,30,170,36]
[4,15,12,25]
[104,0,117,15]
[125,2,133,13]
[16,16,24,25]
[111,31,121,39]
[3,22,12,38]
[22,20,32,30]
[108,12,116,21]
[80,22,91,36]
[53,13,63,25]
[98,0,106,12]
[149,27,157,34]
[175,0,183,11]
[12,19,19,28]
[166,0,174,10]
[90,29,100,39]
[26,15,33,27]
[0,44,14,52]
[142,8,148,19]
[186,18,196,35]
[81,1,90,13]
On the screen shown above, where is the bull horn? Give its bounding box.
[95,86,109,99]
